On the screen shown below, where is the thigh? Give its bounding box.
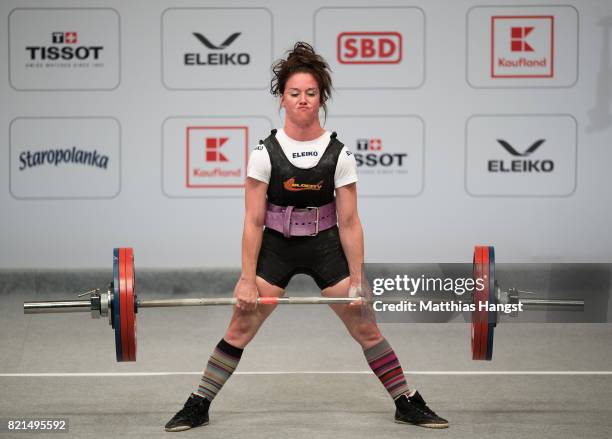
[321,276,358,321]
[322,277,382,349]
[224,276,285,348]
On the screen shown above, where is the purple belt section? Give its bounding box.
[265,201,337,237]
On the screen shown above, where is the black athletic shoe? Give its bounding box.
[394,391,449,429]
[164,394,210,432]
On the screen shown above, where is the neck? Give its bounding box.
[283,119,325,141]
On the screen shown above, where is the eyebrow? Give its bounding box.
[288,88,318,91]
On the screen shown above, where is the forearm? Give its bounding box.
[338,219,364,284]
[240,220,264,281]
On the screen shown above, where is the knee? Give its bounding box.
[225,316,256,347]
[351,322,383,347]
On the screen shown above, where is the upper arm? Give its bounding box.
[244,177,268,227]
[335,183,359,228]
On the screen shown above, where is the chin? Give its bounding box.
[290,114,318,127]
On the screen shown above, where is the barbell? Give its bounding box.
[22,246,584,362]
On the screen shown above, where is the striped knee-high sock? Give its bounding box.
[364,338,411,399]
[196,339,244,401]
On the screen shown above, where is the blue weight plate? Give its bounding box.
[113,248,123,362]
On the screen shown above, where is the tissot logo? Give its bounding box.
[491,16,554,78]
[337,32,402,64]
[355,138,407,167]
[52,31,77,44]
[26,32,103,61]
[488,139,554,173]
[184,32,250,66]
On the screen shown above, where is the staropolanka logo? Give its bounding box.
[337,32,402,64]
[18,146,110,171]
[355,138,408,168]
[491,16,554,78]
[25,32,104,68]
[488,139,554,173]
[184,32,250,66]
[283,177,324,192]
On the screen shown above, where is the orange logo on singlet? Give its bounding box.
[283,177,324,192]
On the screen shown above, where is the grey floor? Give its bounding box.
[1,274,612,438]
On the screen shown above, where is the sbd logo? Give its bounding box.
[337,32,402,64]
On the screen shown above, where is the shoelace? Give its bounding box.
[177,403,202,420]
[412,402,438,418]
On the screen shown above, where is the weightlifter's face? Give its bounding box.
[281,72,321,128]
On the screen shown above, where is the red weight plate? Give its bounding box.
[119,248,130,361]
[125,248,136,361]
[472,246,489,360]
[479,247,490,360]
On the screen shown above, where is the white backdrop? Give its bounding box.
[1,0,611,269]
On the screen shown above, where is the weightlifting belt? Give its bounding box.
[265,200,337,238]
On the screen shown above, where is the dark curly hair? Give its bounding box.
[270,42,333,117]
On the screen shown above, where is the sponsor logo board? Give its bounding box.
[9,117,121,199]
[9,8,120,90]
[465,115,577,196]
[162,117,271,197]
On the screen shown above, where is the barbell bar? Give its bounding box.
[23,246,584,362]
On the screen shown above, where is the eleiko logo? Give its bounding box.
[205,137,229,162]
[185,32,250,66]
[337,32,402,64]
[488,139,553,173]
[355,138,407,167]
[283,177,323,192]
[52,31,78,44]
[491,16,554,78]
[510,27,534,52]
[192,33,240,50]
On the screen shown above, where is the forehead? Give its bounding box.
[285,72,318,89]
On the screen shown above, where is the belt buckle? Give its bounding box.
[306,206,320,236]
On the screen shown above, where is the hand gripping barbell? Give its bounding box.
[23,246,583,362]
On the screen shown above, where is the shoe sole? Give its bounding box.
[395,419,449,429]
[164,421,209,432]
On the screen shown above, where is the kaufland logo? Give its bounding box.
[205,137,229,162]
[337,32,402,64]
[491,16,554,78]
[186,126,248,188]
